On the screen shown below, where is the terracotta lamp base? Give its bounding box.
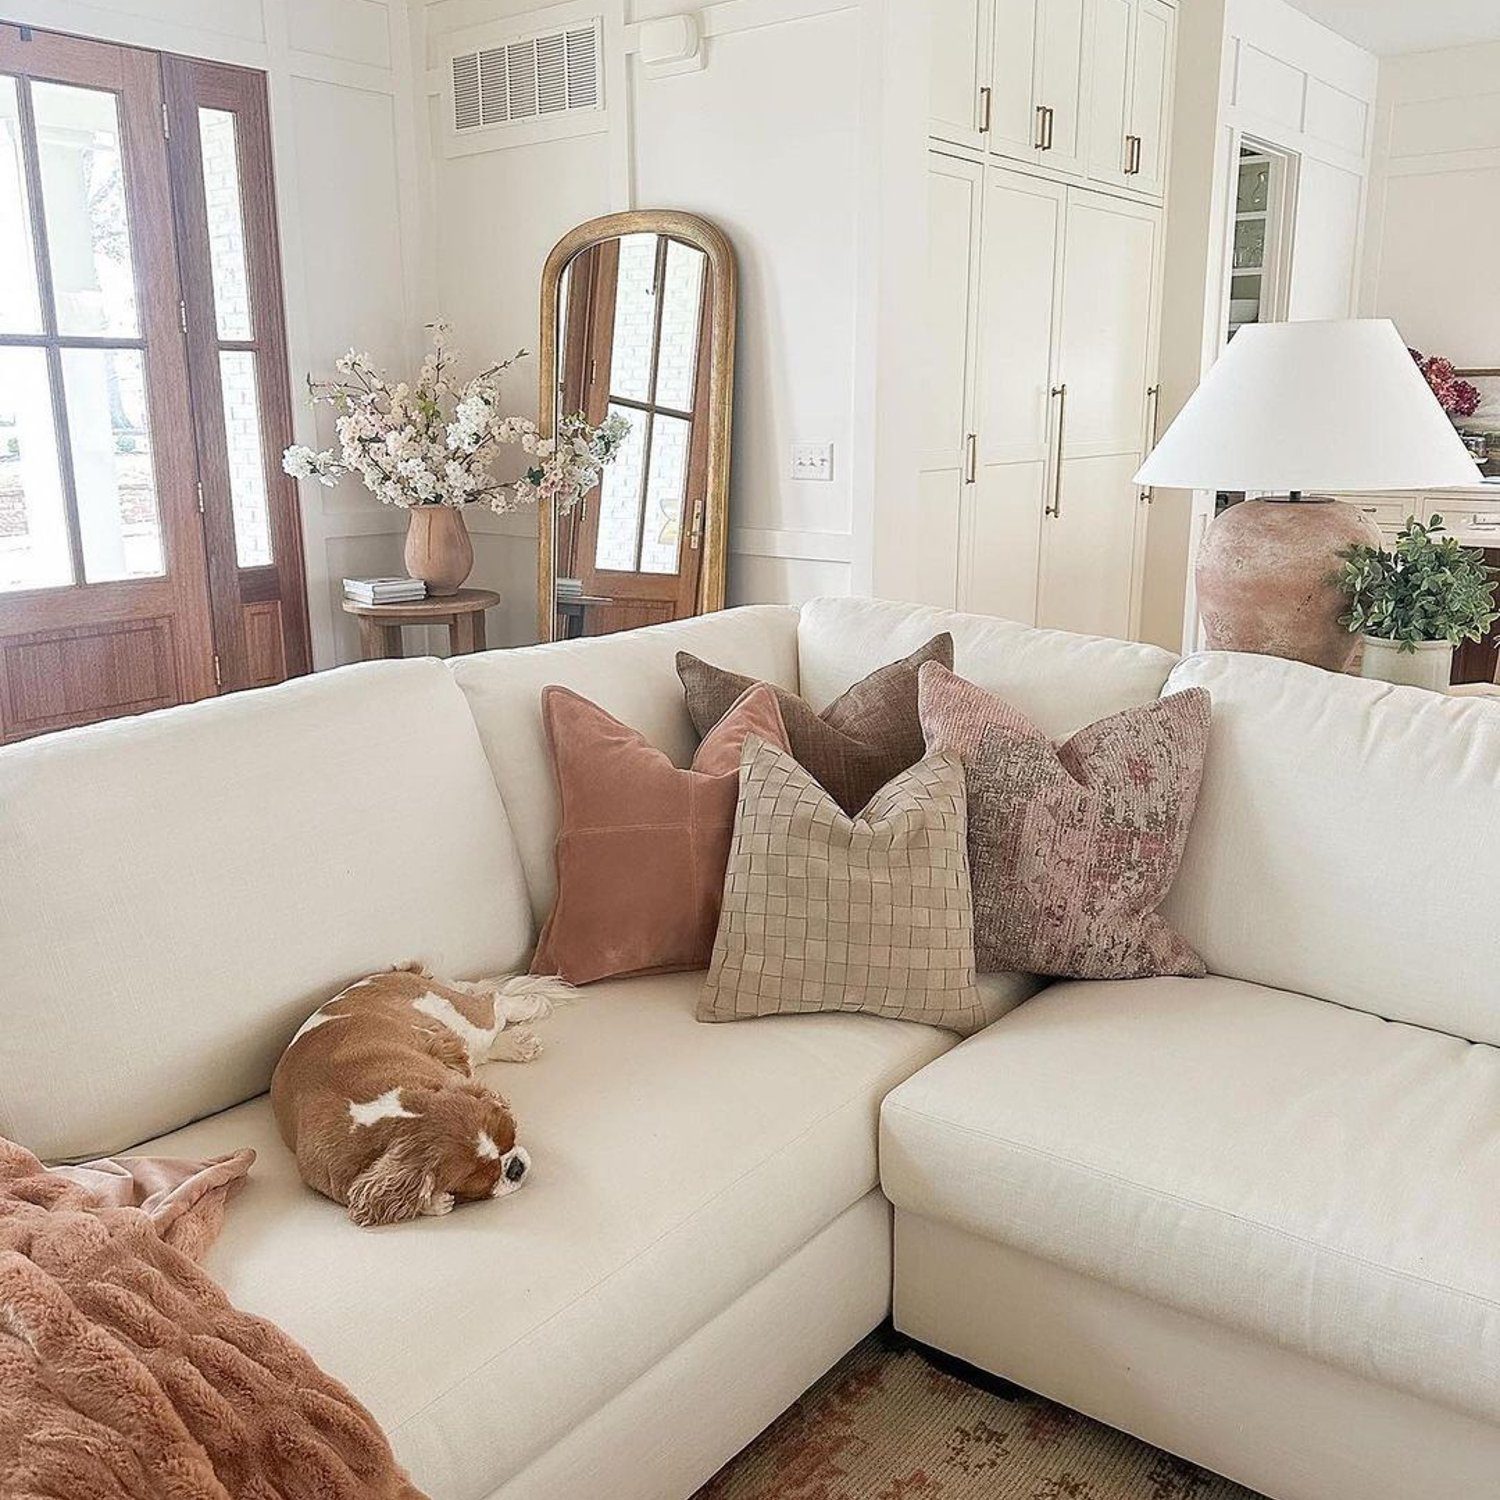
[1194,497,1382,672]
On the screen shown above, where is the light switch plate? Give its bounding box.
[791,441,834,481]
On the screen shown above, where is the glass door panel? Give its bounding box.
[218,350,271,566]
[197,107,252,340]
[33,79,139,337]
[0,346,71,592]
[0,76,42,332]
[641,412,689,574]
[594,398,647,571]
[59,347,163,581]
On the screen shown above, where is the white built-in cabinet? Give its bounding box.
[931,0,1175,202]
[919,156,1160,635]
[911,0,1174,638]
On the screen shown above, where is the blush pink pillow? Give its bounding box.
[532,683,790,984]
[919,661,1210,980]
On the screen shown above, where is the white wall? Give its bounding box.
[8,0,431,668]
[1361,40,1500,426]
[1142,0,1376,650]
[423,0,887,644]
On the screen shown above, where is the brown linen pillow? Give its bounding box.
[677,632,954,816]
[698,735,985,1034]
[532,682,790,984]
[919,661,1209,981]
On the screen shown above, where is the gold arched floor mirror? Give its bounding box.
[535,211,736,642]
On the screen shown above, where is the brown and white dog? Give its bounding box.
[271,964,569,1227]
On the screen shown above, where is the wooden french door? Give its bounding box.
[0,25,306,744]
[163,56,308,692]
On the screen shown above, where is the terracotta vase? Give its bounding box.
[404,505,473,596]
[1194,497,1381,671]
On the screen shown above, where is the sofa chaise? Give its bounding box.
[1,596,1495,1500]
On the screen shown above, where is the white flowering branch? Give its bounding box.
[282,320,630,516]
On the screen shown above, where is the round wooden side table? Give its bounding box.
[342,588,500,661]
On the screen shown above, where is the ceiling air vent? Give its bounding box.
[449,20,602,137]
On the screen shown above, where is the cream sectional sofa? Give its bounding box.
[1,596,1495,1500]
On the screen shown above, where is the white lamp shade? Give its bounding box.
[1134,319,1481,493]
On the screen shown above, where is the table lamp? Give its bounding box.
[1135,319,1481,670]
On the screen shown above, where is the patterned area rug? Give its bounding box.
[695,1337,1266,1500]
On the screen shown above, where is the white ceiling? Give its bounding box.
[1284,0,1500,55]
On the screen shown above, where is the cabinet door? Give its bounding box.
[1127,0,1174,198]
[1033,0,1086,177]
[931,0,992,150]
[1039,189,1158,638]
[893,154,983,609]
[1084,0,1132,188]
[988,0,1040,163]
[962,169,1065,622]
[1056,190,1157,454]
[1037,452,1143,637]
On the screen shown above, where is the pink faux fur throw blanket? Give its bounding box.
[0,1137,426,1500]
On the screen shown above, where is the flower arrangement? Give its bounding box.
[1340,515,1498,652]
[282,321,629,516]
[1408,347,1481,421]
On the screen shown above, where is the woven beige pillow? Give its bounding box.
[699,735,985,1035]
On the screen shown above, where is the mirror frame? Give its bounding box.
[535,209,737,642]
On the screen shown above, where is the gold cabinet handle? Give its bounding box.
[1034,103,1052,150]
[1141,382,1160,503]
[978,86,992,134]
[1131,134,1143,174]
[1046,384,1067,517]
[964,432,978,485]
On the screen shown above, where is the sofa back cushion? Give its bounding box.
[798,599,1179,737]
[449,606,800,926]
[0,660,533,1162]
[1162,652,1500,1044]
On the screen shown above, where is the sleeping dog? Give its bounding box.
[271,964,569,1226]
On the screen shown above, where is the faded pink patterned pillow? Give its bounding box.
[919,662,1209,980]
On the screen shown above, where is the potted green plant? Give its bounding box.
[1339,515,1499,690]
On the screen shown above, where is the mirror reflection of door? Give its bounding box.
[552,231,712,638]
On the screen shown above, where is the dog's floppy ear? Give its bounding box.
[345,1136,441,1227]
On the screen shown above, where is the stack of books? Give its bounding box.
[343,577,427,605]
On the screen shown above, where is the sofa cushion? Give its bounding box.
[136,973,954,1500]
[919,663,1210,980]
[0,659,533,1163]
[1161,651,1500,1045]
[450,606,800,928]
[881,975,1500,1426]
[701,740,984,1034]
[678,632,952,815]
[797,598,1178,737]
[531,683,789,983]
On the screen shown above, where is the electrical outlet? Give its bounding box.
[791,441,834,482]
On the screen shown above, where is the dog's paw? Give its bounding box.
[420,1190,456,1217]
[490,1028,543,1063]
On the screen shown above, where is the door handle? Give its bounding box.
[964,432,978,485]
[978,86,992,135]
[1046,384,1067,518]
[1141,383,1160,503]
[1034,103,1054,151]
[1129,134,1143,175]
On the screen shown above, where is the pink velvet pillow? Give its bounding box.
[919,662,1210,980]
[532,683,790,984]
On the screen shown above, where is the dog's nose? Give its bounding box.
[503,1150,528,1182]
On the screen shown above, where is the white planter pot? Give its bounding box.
[1358,635,1454,691]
